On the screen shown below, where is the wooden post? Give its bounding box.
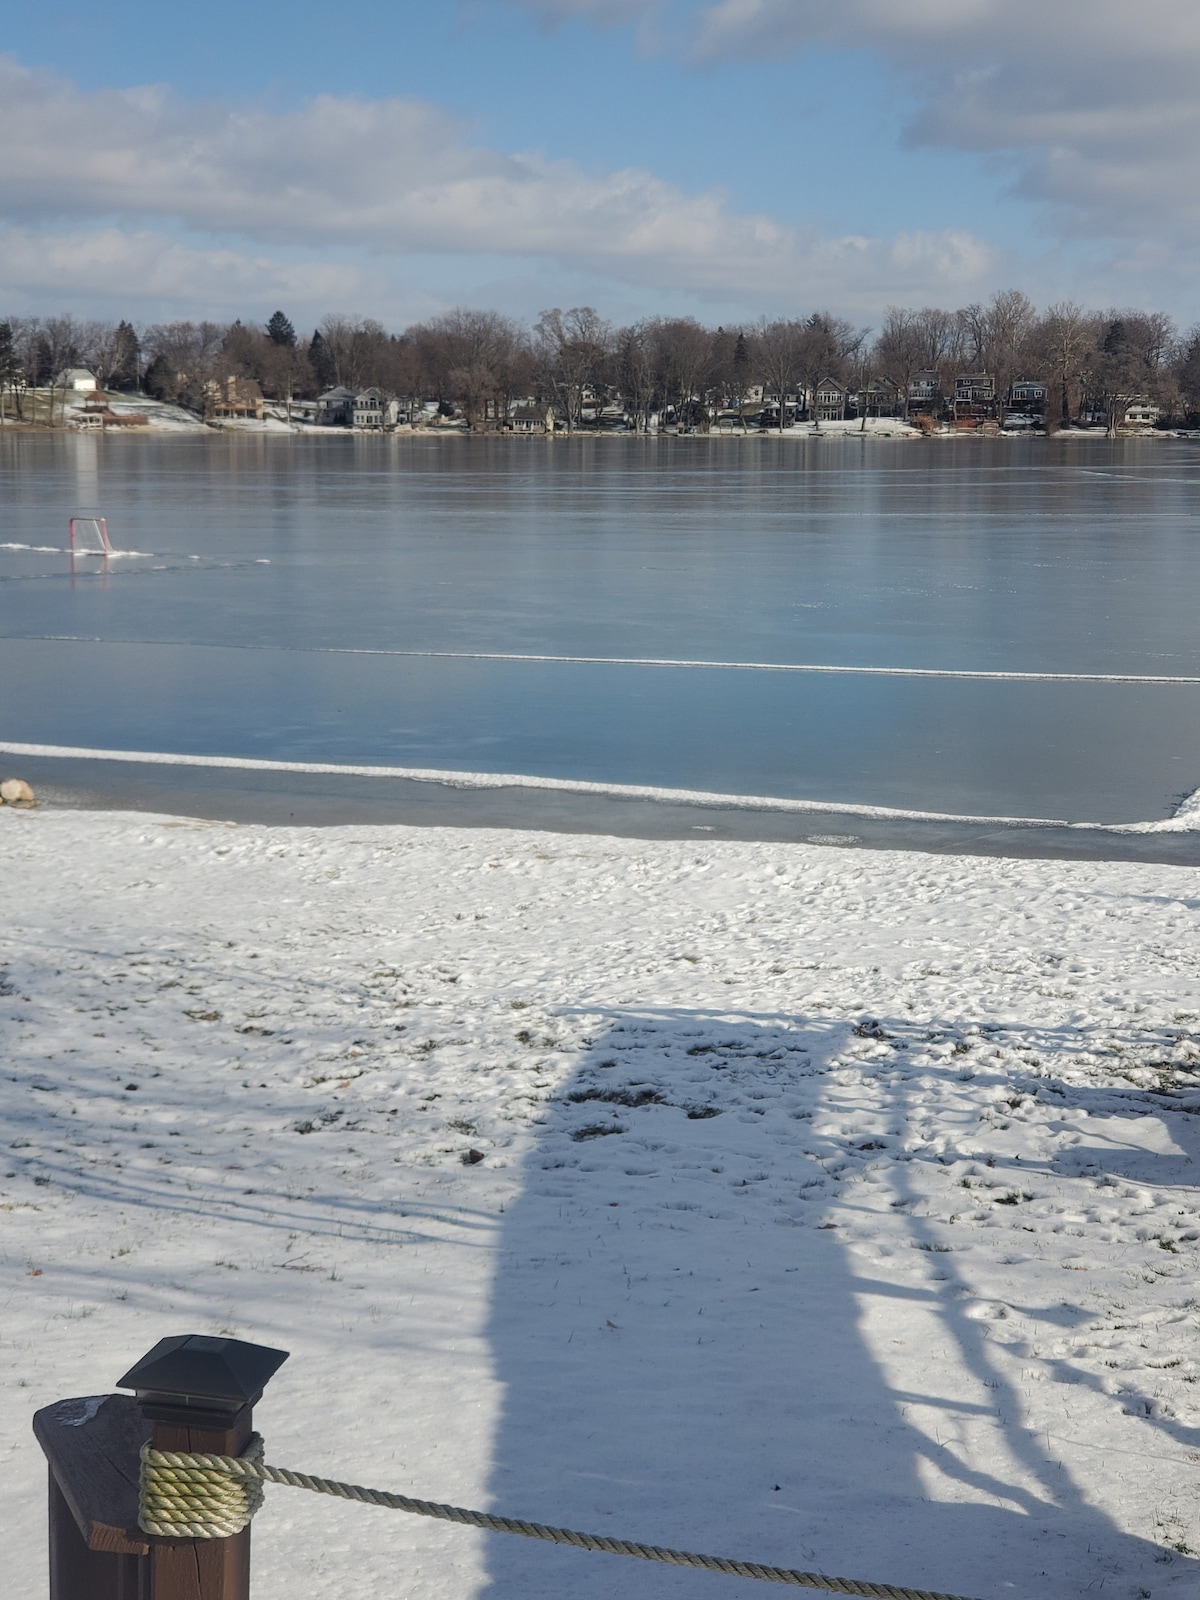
[35,1335,288,1600]
[141,1389,255,1600]
[34,1393,151,1599]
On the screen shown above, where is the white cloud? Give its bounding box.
[506,2,1200,255]
[697,3,1200,248]
[0,224,394,322]
[0,55,997,318]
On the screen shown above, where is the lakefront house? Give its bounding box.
[812,379,847,422]
[206,375,265,421]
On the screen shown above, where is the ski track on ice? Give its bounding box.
[5,632,1200,685]
[2,810,1200,1600]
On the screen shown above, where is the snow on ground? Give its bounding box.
[4,808,1200,1600]
[206,414,305,434]
[80,396,209,431]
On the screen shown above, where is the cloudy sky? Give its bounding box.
[3,0,1198,330]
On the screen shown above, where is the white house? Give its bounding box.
[351,388,385,430]
[56,368,98,393]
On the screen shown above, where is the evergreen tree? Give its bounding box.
[1097,319,1137,433]
[0,322,20,420]
[143,353,177,403]
[32,336,53,387]
[266,310,297,348]
[308,328,335,389]
[111,321,140,390]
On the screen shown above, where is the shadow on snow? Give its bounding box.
[479,1005,1198,1600]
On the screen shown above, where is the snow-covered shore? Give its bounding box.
[4,807,1200,1600]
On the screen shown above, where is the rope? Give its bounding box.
[138,1441,984,1600]
[140,1437,265,1538]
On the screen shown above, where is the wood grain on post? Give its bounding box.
[144,1403,253,1600]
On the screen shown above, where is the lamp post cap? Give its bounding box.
[117,1335,289,1406]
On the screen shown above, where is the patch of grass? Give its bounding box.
[567,1086,663,1108]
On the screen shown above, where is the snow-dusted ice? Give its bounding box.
[3,807,1200,1600]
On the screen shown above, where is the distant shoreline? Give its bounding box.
[0,419,1180,441]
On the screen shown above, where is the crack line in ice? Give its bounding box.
[4,740,1199,834]
[4,634,1200,685]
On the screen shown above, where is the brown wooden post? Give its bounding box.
[118,1336,289,1600]
[34,1336,287,1600]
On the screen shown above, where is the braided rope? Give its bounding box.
[140,1437,265,1537]
[139,1442,984,1600]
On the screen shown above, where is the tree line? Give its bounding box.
[2,293,1199,427]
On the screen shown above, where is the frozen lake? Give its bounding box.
[2,430,1200,833]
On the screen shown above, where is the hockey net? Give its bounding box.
[68,516,112,556]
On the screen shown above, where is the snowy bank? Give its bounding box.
[3,809,1200,1600]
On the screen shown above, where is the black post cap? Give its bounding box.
[117,1335,289,1409]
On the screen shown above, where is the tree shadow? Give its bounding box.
[479,1006,1199,1600]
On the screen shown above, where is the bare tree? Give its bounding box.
[649,318,715,430]
[535,307,611,433]
[910,308,961,374]
[142,321,227,411]
[260,339,313,414]
[413,308,530,428]
[614,323,656,433]
[317,316,389,389]
[1175,327,1200,422]
[1027,302,1100,425]
[956,290,1037,418]
[752,318,806,433]
[872,310,926,419]
[794,313,866,426]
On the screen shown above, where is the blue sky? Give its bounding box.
[2,0,1197,330]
